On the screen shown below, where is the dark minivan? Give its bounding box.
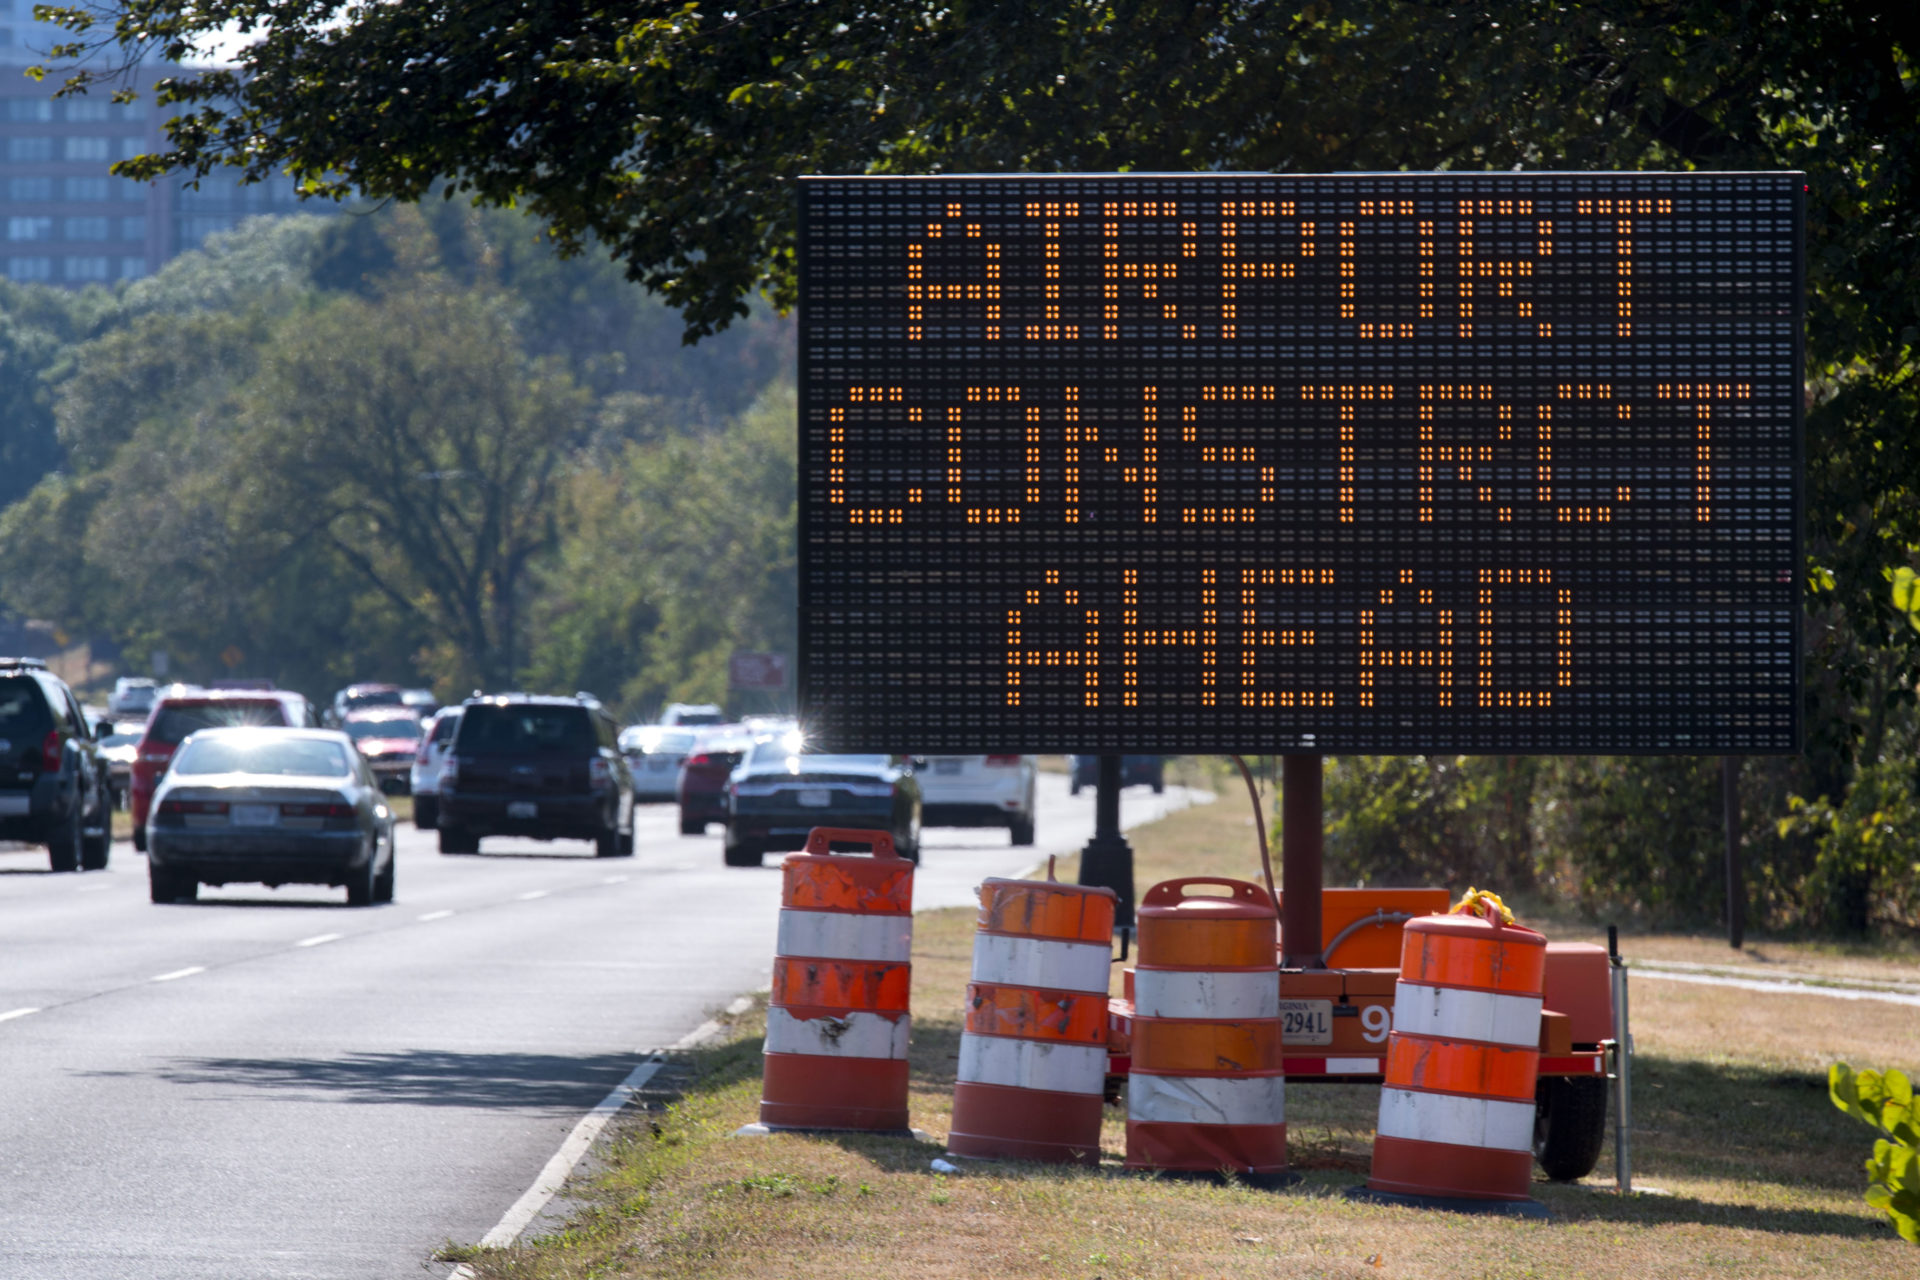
[436,695,635,857]
[0,657,112,871]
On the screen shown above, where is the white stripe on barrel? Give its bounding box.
[969,932,1110,993]
[1133,967,1281,1020]
[776,909,912,963]
[957,1034,1107,1095]
[764,1007,910,1060]
[1128,1073,1287,1126]
[1375,1086,1535,1152]
[1391,981,1542,1048]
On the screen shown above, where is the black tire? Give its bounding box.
[81,794,111,871]
[47,812,81,873]
[722,835,762,867]
[373,843,396,903]
[679,815,705,836]
[1151,776,1165,795]
[1009,815,1035,846]
[438,826,479,855]
[595,824,621,858]
[1069,779,1081,796]
[346,847,378,906]
[413,795,439,831]
[617,826,636,857]
[148,863,196,904]
[1534,1075,1610,1181]
[132,822,146,853]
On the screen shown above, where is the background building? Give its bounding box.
[0,15,306,285]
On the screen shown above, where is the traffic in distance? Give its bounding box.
[2,655,1152,901]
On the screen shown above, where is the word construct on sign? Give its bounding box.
[798,174,1803,753]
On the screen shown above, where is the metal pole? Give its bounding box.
[1077,754,1135,929]
[1722,755,1745,949]
[1609,924,1632,1194]
[1279,754,1324,968]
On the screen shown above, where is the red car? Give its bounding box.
[341,706,427,793]
[129,689,317,851]
[676,726,755,836]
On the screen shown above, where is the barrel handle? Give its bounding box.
[802,826,900,859]
[1140,876,1274,911]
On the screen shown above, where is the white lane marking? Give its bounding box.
[0,1007,40,1023]
[1632,967,1920,1009]
[417,909,454,922]
[151,966,205,983]
[601,875,628,885]
[517,890,550,901]
[295,933,341,948]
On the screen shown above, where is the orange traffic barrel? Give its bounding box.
[1125,877,1290,1184]
[1350,891,1550,1217]
[947,866,1116,1165]
[759,827,914,1131]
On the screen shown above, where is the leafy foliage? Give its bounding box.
[1323,755,1535,891]
[1831,1063,1920,1244]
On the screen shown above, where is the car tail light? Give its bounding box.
[280,802,354,818]
[440,757,459,790]
[984,754,1022,767]
[589,757,612,789]
[158,799,229,816]
[42,729,62,772]
[685,752,713,768]
[414,739,432,764]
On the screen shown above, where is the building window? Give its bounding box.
[179,214,237,248]
[4,99,50,123]
[63,216,109,241]
[6,216,52,241]
[123,181,146,202]
[120,215,145,242]
[6,136,53,162]
[5,177,53,201]
[0,29,13,49]
[63,100,111,122]
[63,137,110,163]
[119,255,146,279]
[115,102,145,122]
[63,177,110,201]
[6,256,53,281]
[119,136,144,160]
[63,256,111,282]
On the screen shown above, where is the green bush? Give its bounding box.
[1830,1063,1920,1244]
[1322,755,1535,891]
[1778,761,1920,934]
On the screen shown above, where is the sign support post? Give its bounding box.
[1280,755,1325,969]
[1722,755,1745,949]
[1078,754,1135,929]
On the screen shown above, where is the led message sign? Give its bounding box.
[798,174,1802,752]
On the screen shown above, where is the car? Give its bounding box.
[341,706,426,793]
[676,724,757,835]
[326,682,404,727]
[96,724,143,808]
[1069,754,1165,795]
[0,657,113,871]
[436,694,635,857]
[659,702,727,727]
[145,726,397,906]
[916,754,1038,845]
[400,688,439,719]
[619,724,699,803]
[106,676,160,721]
[408,707,462,830]
[723,740,922,867]
[129,688,317,851]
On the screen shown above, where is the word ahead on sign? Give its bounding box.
[798,174,1803,754]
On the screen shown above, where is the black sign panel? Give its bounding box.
[798,174,1802,753]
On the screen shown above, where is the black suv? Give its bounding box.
[0,658,112,871]
[436,694,635,857]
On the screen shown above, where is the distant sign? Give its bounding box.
[729,651,790,691]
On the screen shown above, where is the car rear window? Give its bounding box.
[430,713,461,743]
[173,737,351,777]
[345,689,405,710]
[0,676,52,739]
[458,705,595,755]
[148,701,289,746]
[344,717,423,742]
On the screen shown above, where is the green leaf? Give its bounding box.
[1891,567,1920,633]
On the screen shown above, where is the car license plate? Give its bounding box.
[507,801,538,819]
[649,759,672,771]
[934,758,964,774]
[0,793,29,816]
[1280,999,1333,1046]
[231,803,279,828]
[796,789,833,808]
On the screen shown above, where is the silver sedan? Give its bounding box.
[146,727,397,906]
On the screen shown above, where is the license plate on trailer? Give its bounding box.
[796,789,833,807]
[507,801,538,819]
[1280,999,1333,1046]
[0,793,29,816]
[231,803,279,827]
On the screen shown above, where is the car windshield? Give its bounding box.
[99,733,140,748]
[459,705,595,755]
[149,702,285,745]
[345,689,404,709]
[649,730,697,753]
[746,741,889,771]
[172,737,352,777]
[0,677,52,738]
[344,717,423,741]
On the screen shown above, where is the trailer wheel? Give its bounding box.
[1533,1075,1609,1181]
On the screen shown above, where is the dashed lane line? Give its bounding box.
[295,933,342,948]
[0,1007,39,1023]
[417,909,454,922]
[151,966,205,983]
[517,890,550,901]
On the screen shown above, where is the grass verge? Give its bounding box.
[444,795,1920,1279]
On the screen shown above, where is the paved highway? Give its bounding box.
[0,773,1203,1279]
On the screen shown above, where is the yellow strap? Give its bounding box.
[1450,886,1515,925]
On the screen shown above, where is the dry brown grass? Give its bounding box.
[447,793,1920,1280]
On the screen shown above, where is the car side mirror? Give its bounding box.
[92,718,112,740]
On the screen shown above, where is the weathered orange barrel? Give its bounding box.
[947,871,1116,1164]
[759,827,914,1131]
[1124,878,1288,1181]
[1359,894,1548,1213]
